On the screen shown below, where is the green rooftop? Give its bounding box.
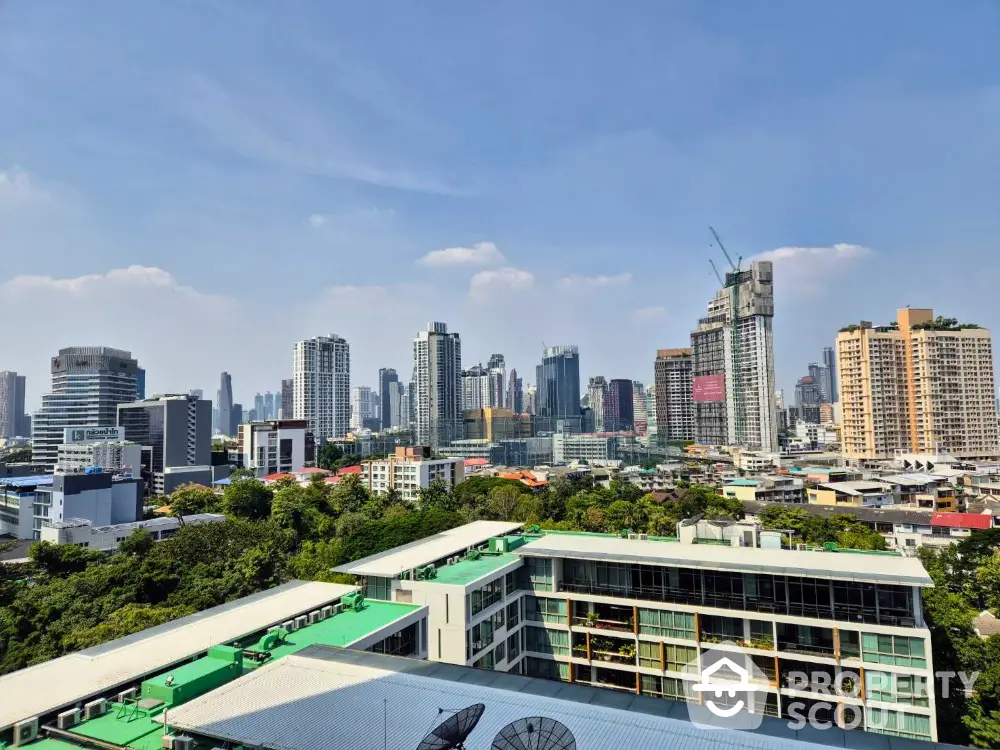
[725,478,762,486]
[262,599,420,660]
[430,552,519,585]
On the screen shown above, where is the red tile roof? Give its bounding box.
[324,476,341,485]
[464,458,489,467]
[931,512,992,529]
[262,473,293,482]
[337,465,363,475]
[293,467,330,474]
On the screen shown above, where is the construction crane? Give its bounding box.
[708,227,745,446]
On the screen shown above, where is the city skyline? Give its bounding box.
[3,3,998,412]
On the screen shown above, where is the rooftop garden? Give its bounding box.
[911,316,982,331]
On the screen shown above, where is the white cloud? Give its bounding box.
[308,214,328,227]
[0,167,50,206]
[752,243,871,295]
[469,266,535,294]
[418,241,505,267]
[557,272,632,290]
[632,306,667,321]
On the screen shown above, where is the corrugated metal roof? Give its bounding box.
[165,647,955,750]
[0,580,356,731]
[333,520,524,577]
[931,512,992,530]
[516,533,933,587]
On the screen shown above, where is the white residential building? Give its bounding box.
[57,441,142,473]
[586,377,606,432]
[552,433,618,464]
[41,513,226,552]
[461,364,490,411]
[413,322,462,449]
[360,446,465,502]
[236,420,310,478]
[293,335,351,442]
[350,386,377,430]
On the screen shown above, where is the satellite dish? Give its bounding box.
[491,716,577,750]
[416,703,486,750]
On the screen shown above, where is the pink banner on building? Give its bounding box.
[692,374,725,402]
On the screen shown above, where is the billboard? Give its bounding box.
[692,374,725,403]
[63,426,124,443]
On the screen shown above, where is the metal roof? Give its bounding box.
[164,646,958,750]
[516,533,933,587]
[931,512,992,530]
[333,520,524,577]
[0,475,54,489]
[0,580,356,731]
[816,481,892,495]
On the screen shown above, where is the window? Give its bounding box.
[366,576,391,601]
[494,641,505,665]
[866,708,932,740]
[505,571,516,596]
[507,632,520,661]
[639,674,688,700]
[638,641,660,669]
[866,671,930,707]
[861,633,927,668]
[523,656,569,681]
[637,608,695,640]
[524,596,567,625]
[524,627,570,656]
[663,643,698,674]
[468,619,495,658]
[748,619,773,647]
[506,600,520,629]
[473,648,495,670]
[519,557,553,591]
[470,577,504,616]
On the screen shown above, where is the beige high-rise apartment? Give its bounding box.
[836,308,998,463]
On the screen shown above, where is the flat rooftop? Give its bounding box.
[164,646,960,750]
[429,551,520,586]
[516,534,934,587]
[0,580,356,731]
[333,520,523,577]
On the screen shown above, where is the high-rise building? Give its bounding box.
[535,345,581,432]
[823,345,838,402]
[118,394,212,495]
[461,364,490,412]
[487,354,506,409]
[587,376,607,432]
[136,367,146,400]
[32,347,140,470]
[232,403,243,429]
[795,375,822,407]
[507,369,523,414]
[280,379,293,419]
[413,322,462,449]
[254,393,265,421]
[189,389,203,400]
[631,380,648,435]
[379,368,399,430]
[644,384,657,442]
[0,371,27,439]
[690,260,778,451]
[524,384,537,416]
[351,386,377,430]
[293,335,351,442]
[217,372,233,435]
[605,379,634,432]
[653,348,694,443]
[837,308,999,462]
[263,391,276,420]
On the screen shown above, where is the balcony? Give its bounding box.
[571,602,634,633]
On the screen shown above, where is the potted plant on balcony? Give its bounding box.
[594,638,614,661]
[618,642,636,662]
[585,611,600,628]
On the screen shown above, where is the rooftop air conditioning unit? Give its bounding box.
[174,736,195,750]
[321,605,334,619]
[57,709,80,729]
[295,615,308,630]
[308,610,321,624]
[13,717,38,746]
[84,698,108,720]
[282,619,296,632]
[638,534,648,541]
[117,687,137,703]
[627,534,640,540]
[797,543,808,551]
[333,603,344,615]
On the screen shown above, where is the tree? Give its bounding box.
[270,484,321,540]
[63,603,195,650]
[168,483,219,521]
[222,479,273,520]
[485,485,523,520]
[328,474,371,515]
[118,529,154,558]
[418,478,454,511]
[28,542,103,575]
[317,442,344,470]
[0,446,31,464]
[229,467,255,480]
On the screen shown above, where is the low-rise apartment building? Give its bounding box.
[40,513,226,551]
[808,481,895,508]
[722,475,805,503]
[336,520,938,741]
[552,433,618,464]
[236,419,314,478]
[360,446,465,502]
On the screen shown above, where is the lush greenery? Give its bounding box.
[0,446,31,464]
[911,315,982,331]
[756,505,887,550]
[918,531,1000,747]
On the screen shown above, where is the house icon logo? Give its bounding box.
[685,642,767,731]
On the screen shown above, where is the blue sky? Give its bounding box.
[2,0,998,409]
